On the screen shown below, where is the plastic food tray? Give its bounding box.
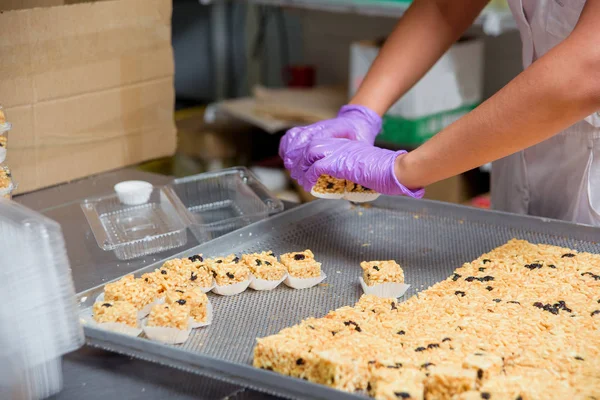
[81,186,193,260]
[171,167,284,240]
[77,197,600,400]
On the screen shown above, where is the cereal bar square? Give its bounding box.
[368,368,425,400]
[313,175,346,195]
[210,262,250,286]
[424,365,477,400]
[242,251,287,281]
[280,250,321,279]
[104,274,158,310]
[165,287,209,323]
[93,300,138,327]
[361,260,404,286]
[147,304,190,330]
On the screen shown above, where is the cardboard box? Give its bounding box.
[349,37,484,146]
[0,0,177,193]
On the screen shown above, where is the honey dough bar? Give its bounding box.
[254,239,600,399]
[0,166,12,190]
[368,368,425,400]
[162,257,213,288]
[165,287,209,323]
[345,181,376,194]
[93,300,137,327]
[209,261,250,286]
[361,260,405,286]
[147,303,190,330]
[280,250,321,279]
[242,251,287,281]
[104,274,158,310]
[141,267,187,294]
[312,175,346,194]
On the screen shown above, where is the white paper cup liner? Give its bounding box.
[79,308,142,337]
[198,280,215,293]
[249,273,287,291]
[359,277,410,298]
[211,278,251,296]
[114,180,153,206]
[142,320,191,344]
[310,188,344,200]
[284,273,327,289]
[190,301,213,329]
[0,148,6,164]
[344,192,381,203]
[96,292,162,320]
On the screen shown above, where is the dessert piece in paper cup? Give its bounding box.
[249,273,288,291]
[344,181,380,203]
[190,301,213,329]
[143,304,192,344]
[311,174,345,200]
[80,300,142,337]
[164,287,212,329]
[198,280,215,293]
[359,277,410,298]
[96,292,161,320]
[284,273,327,290]
[211,279,251,296]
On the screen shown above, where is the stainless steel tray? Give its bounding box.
[77,197,600,400]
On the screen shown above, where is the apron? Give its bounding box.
[492,0,600,225]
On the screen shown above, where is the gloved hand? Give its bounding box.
[279,105,382,182]
[297,138,425,198]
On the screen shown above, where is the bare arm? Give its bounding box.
[395,1,600,189]
[350,0,490,115]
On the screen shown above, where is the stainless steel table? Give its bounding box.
[16,168,290,400]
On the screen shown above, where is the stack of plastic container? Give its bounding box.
[0,200,84,399]
[0,106,16,199]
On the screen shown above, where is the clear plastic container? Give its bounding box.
[81,186,194,260]
[0,200,84,399]
[171,167,284,240]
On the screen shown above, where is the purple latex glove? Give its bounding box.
[298,138,425,198]
[279,105,382,182]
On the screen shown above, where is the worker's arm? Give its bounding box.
[350,0,491,116]
[395,1,600,189]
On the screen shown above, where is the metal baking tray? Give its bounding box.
[171,167,284,240]
[77,197,600,400]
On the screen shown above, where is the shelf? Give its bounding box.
[244,0,517,34]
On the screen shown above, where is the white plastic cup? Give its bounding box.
[114,181,153,206]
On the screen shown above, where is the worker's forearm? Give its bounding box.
[350,0,489,116]
[395,33,600,189]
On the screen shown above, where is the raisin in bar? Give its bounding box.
[345,181,376,194]
[360,260,404,286]
[280,250,321,279]
[312,175,346,195]
[92,300,138,327]
[147,303,190,330]
[104,274,158,310]
[242,251,287,281]
[209,262,250,286]
[165,287,209,323]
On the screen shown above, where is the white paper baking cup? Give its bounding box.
[211,278,251,296]
[284,273,327,289]
[310,188,344,200]
[359,277,410,298]
[96,293,162,320]
[142,320,191,344]
[190,301,213,329]
[79,309,142,337]
[0,148,6,164]
[249,273,287,291]
[343,192,381,203]
[114,180,153,206]
[197,280,215,293]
